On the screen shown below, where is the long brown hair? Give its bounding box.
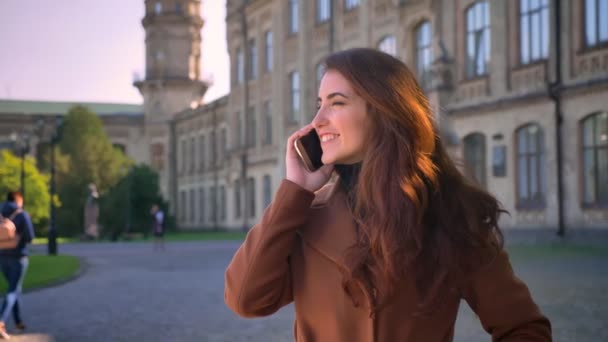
[325,48,505,312]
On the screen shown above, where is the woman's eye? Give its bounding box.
[332,102,344,107]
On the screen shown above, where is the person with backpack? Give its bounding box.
[0,191,35,339]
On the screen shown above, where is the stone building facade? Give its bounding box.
[1,0,606,231]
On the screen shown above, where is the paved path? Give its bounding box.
[7,241,608,341]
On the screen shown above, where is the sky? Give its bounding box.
[0,0,229,105]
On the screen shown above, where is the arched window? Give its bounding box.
[516,123,546,207]
[377,35,397,56]
[581,112,608,205]
[463,133,487,188]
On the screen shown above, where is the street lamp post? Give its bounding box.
[48,116,62,255]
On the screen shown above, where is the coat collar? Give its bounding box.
[298,178,358,267]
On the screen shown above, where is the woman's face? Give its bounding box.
[313,69,371,165]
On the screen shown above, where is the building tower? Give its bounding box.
[134,0,209,198]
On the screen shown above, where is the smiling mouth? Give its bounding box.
[320,134,339,143]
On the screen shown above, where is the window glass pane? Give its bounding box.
[597,112,608,146]
[518,129,528,154]
[518,156,529,199]
[530,0,539,9]
[583,149,596,203]
[521,15,530,64]
[529,155,538,197]
[541,6,549,58]
[585,0,597,46]
[598,148,608,202]
[476,3,484,29]
[467,9,474,33]
[600,0,608,41]
[477,31,486,75]
[540,150,547,196]
[528,125,538,152]
[521,0,529,13]
[531,13,540,60]
[583,117,595,147]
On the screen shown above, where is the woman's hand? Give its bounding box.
[285,125,334,193]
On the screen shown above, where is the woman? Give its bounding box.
[224,48,551,341]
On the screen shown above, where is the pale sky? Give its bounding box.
[0,0,229,105]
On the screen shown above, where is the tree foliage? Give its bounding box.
[0,150,50,236]
[100,164,173,240]
[55,105,131,236]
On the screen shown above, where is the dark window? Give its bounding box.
[248,39,257,80]
[516,124,546,207]
[199,188,205,223]
[582,112,608,206]
[247,177,256,218]
[265,31,273,72]
[463,133,487,188]
[264,101,273,145]
[220,186,226,220]
[235,179,241,218]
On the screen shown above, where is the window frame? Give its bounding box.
[515,123,547,209]
[465,1,491,79]
[580,112,608,207]
[463,132,487,189]
[415,21,433,88]
[519,0,550,65]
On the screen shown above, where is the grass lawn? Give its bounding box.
[0,255,80,293]
[32,237,77,245]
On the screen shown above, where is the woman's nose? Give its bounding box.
[312,107,328,129]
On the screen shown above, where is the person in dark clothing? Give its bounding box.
[150,204,165,251]
[0,191,35,339]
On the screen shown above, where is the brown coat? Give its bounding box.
[225,180,552,341]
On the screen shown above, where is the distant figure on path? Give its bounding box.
[83,183,100,240]
[150,204,165,251]
[0,191,35,339]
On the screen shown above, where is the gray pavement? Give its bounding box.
[6,240,608,341]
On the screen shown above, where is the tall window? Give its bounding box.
[175,3,183,15]
[189,189,195,223]
[198,135,207,170]
[210,186,217,222]
[317,0,330,23]
[289,0,299,34]
[189,137,196,173]
[180,191,186,221]
[265,31,273,72]
[264,101,273,145]
[582,112,608,205]
[345,0,360,11]
[378,35,397,56]
[211,130,217,167]
[235,112,242,147]
[236,47,244,84]
[235,179,242,218]
[520,0,549,64]
[220,128,227,163]
[466,1,490,78]
[220,186,226,220]
[585,0,608,48]
[415,21,433,88]
[248,39,257,80]
[198,188,207,223]
[289,71,300,122]
[180,139,187,173]
[263,175,272,208]
[154,2,162,14]
[463,133,487,188]
[247,177,256,218]
[247,106,257,147]
[516,124,546,207]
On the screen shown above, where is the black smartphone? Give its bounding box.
[294,129,323,172]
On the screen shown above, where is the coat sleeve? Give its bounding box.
[224,180,315,318]
[460,248,552,341]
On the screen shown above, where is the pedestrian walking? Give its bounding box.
[150,204,165,251]
[0,191,35,339]
[224,48,551,341]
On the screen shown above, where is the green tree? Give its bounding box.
[100,164,173,240]
[0,150,50,236]
[56,105,131,236]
